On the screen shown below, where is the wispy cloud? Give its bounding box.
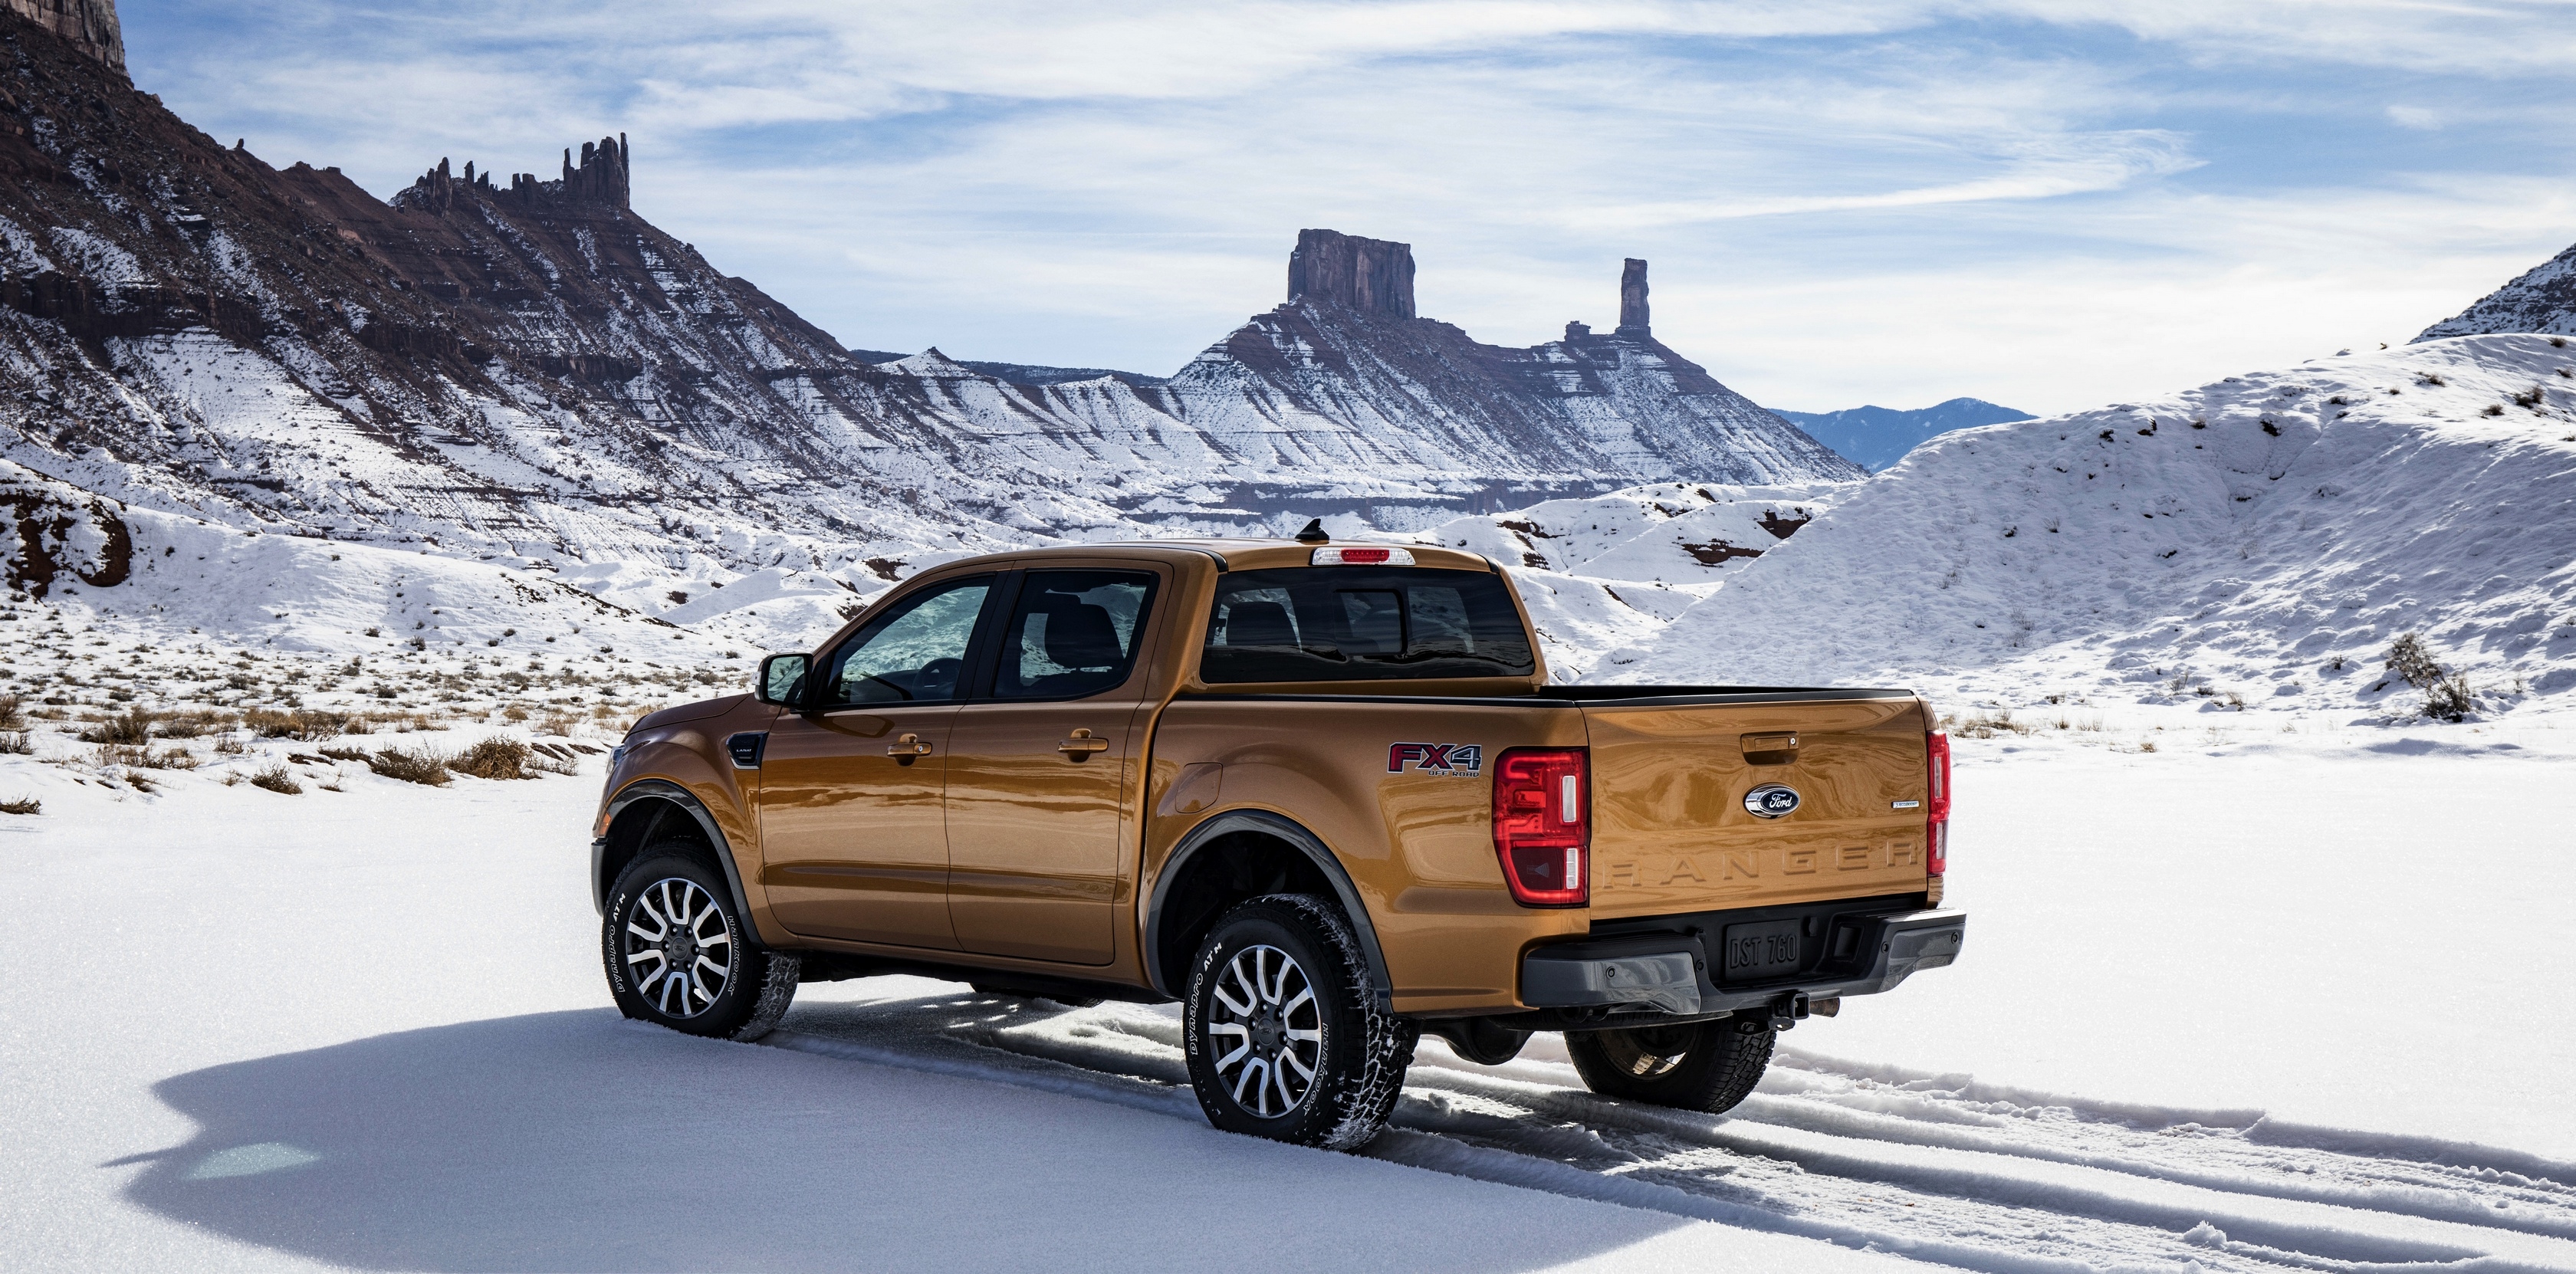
[118,0,2576,413]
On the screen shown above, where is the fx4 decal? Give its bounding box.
[1388,743,1484,775]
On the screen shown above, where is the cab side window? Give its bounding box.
[815,576,994,706]
[991,570,1157,700]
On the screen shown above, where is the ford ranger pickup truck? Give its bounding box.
[593,529,1964,1149]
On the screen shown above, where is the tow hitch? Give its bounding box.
[1751,993,1834,1034]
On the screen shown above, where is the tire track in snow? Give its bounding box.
[767,988,2576,1274]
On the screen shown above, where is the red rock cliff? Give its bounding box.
[4,0,120,70]
[1286,228,1415,319]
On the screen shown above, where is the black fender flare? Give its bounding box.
[1142,809,1392,1006]
[593,779,759,944]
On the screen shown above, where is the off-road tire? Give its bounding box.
[603,845,799,1041]
[1566,1016,1775,1113]
[1183,894,1418,1150]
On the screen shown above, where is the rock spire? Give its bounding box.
[1618,258,1649,335]
[396,134,632,215]
[559,134,630,209]
[1287,228,1415,319]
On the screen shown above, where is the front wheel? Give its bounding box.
[603,846,799,1040]
[1183,895,1418,1150]
[1566,1017,1775,1113]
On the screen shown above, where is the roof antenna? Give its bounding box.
[1293,518,1329,544]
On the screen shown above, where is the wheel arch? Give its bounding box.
[593,779,758,942]
[1143,810,1392,1006]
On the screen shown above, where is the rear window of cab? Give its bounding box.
[1201,566,1535,683]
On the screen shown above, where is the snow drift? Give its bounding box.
[1605,336,2576,717]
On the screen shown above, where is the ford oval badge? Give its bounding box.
[1744,784,1801,819]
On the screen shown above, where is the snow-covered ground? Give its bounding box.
[5,731,2570,1272]
[5,310,2574,1273]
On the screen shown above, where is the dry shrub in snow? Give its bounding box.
[245,708,348,741]
[0,693,21,730]
[79,708,156,745]
[0,731,28,755]
[98,744,199,771]
[153,711,232,739]
[1944,709,2036,738]
[2386,633,2474,722]
[452,737,537,780]
[369,745,452,786]
[249,763,303,795]
[1,795,38,815]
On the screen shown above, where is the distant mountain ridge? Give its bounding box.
[2415,238,2576,341]
[1771,398,2032,471]
[1146,229,1861,517]
[0,2,1855,651]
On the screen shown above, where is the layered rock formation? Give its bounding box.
[1155,235,1860,514]
[1286,228,1414,318]
[0,3,1854,626]
[2417,238,2576,341]
[2,0,117,70]
[0,8,1048,580]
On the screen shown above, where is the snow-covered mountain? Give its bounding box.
[1773,398,2032,471]
[1602,335,2576,719]
[0,8,1852,658]
[1135,232,1859,524]
[2417,238,2576,340]
[15,2,2570,730]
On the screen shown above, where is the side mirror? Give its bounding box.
[756,653,810,706]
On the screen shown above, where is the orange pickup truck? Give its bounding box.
[593,529,1964,1148]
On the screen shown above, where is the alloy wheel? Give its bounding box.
[623,877,733,1018]
[1594,1024,1697,1079]
[1204,943,1322,1117]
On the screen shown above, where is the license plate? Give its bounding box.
[1722,920,1801,980]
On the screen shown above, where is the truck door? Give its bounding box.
[758,574,997,949]
[942,567,1162,965]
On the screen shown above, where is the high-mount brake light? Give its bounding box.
[1492,747,1588,906]
[1309,546,1414,566]
[1925,730,1952,885]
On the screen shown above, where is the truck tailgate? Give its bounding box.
[1579,691,1930,919]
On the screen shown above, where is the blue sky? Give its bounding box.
[123,1,2576,415]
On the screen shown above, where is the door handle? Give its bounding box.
[887,732,932,765]
[1056,728,1111,760]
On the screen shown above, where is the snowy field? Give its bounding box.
[5,727,2573,1272]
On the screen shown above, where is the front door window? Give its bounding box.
[815,579,991,706]
[757,575,994,948]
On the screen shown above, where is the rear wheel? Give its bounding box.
[603,846,799,1040]
[1183,895,1417,1150]
[1566,1017,1775,1113]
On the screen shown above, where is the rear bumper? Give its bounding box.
[1518,907,1966,1023]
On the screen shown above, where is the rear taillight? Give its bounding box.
[1493,747,1588,906]
[1925,730,1951,880]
